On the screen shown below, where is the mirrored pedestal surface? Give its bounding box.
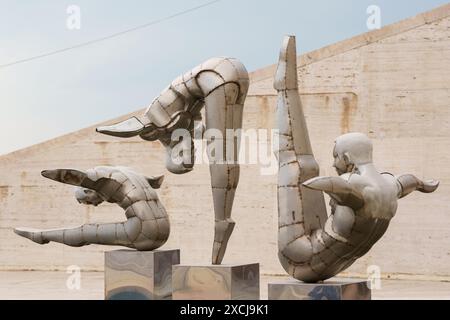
[105,249,180,300]
[172,263,260,300]
[268,278,371,300]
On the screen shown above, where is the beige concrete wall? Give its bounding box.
[1,5,449,280]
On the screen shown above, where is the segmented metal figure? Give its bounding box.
[275,36,439,283]
[96,57,249,264]
[14,166,169,250]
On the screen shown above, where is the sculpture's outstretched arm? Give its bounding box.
[96,116,149,138]
[396,174,439,199]
[41,169,93,188]
[303,176,365,211]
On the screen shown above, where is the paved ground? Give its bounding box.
[0,271,449,300]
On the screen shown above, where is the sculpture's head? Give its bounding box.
[74,187,104,206]
[333,132,373,175]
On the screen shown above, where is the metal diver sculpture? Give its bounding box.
[275,35,439,282]
[96,57,249,264]
[15,166,169,251]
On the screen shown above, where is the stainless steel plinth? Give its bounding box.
[105,249,180,300]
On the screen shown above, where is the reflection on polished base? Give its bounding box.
[172,263,260,300]
[104,249,180,300]
[268,278,371,300]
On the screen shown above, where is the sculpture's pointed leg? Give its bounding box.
[14,218,160,250]
[275,36,314,155]
[204,83,244,265]
[275,35,330,282]
[14,228,48,244]
[275,36,328,235]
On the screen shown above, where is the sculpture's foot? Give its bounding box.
[212,219,235,265]
[14,228,49,245]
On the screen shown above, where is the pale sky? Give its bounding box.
[0,0,448,155]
